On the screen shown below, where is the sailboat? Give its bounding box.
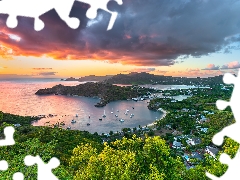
[102,110,106,117]
[119,119,124,122]
[71,119,76,123]
[111,108,113,114]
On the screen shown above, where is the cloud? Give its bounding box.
[221,61,240,69]
[32,68,53,70]
[0,0,240,66]
[202,64,220,70]
[38,72,57,76]
[171,68,224,77]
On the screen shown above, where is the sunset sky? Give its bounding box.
[0,0,240,78]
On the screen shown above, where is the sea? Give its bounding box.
[0,78,192,134]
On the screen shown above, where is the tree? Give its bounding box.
[70,135,186,179]
[0,138,72,179]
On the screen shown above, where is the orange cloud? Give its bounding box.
[202,64,220,70]
[32,68,53,70]
[221,61,240,69]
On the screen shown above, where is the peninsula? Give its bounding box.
[35,82,153,107]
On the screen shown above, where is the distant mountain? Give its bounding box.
[63,75,113,82]
[63,72,224,86]
[78,75,113,82]
[102,72,224,86]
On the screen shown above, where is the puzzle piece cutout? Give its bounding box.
[12,172,24,180]
[78,0,123,30]
[212,72,240,146]
[0,126,15,146]
[206,69,240,179]
[0,0,123,31]
[206,148,240,179]
[24,155,60,180]
[0,160,8,171]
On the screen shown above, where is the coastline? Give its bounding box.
[146,108,167,128]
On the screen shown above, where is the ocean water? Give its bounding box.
[0,79,191,134]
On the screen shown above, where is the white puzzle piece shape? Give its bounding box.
[212,71,240,146]
[0,0,123,31]
[206,148,240,179]
[0,126,15,146]
[24,155,60,180]
[207,69,240,179]
[0,160,8,171]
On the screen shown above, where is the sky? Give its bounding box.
[0,0,240,78]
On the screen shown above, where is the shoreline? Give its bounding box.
[146,108,167,129]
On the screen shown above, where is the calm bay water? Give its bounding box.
[0,79,191,134]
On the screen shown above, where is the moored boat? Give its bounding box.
[119,119,124,122]
[71,119,76,123]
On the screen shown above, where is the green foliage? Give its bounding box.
[0,111,3,121]
[70,135,186,179]
[0,138,72,179]
[0,111,36,126]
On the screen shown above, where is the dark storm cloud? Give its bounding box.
[0,0,240,66]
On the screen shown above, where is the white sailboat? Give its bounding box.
[111,108,113,114]
[102,110,106,117]
[119,119,124,122]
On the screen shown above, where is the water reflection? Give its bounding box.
[0,79,163,134]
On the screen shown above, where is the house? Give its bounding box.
[166,124,172,129]
[186,137,201,146]
[172,141,182,149]
[205,146,219,158]
[200,128,208,133]
[14,124,21,127]
[191,152,203,161]
[181,108,189,112]
[196,116,208,124]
